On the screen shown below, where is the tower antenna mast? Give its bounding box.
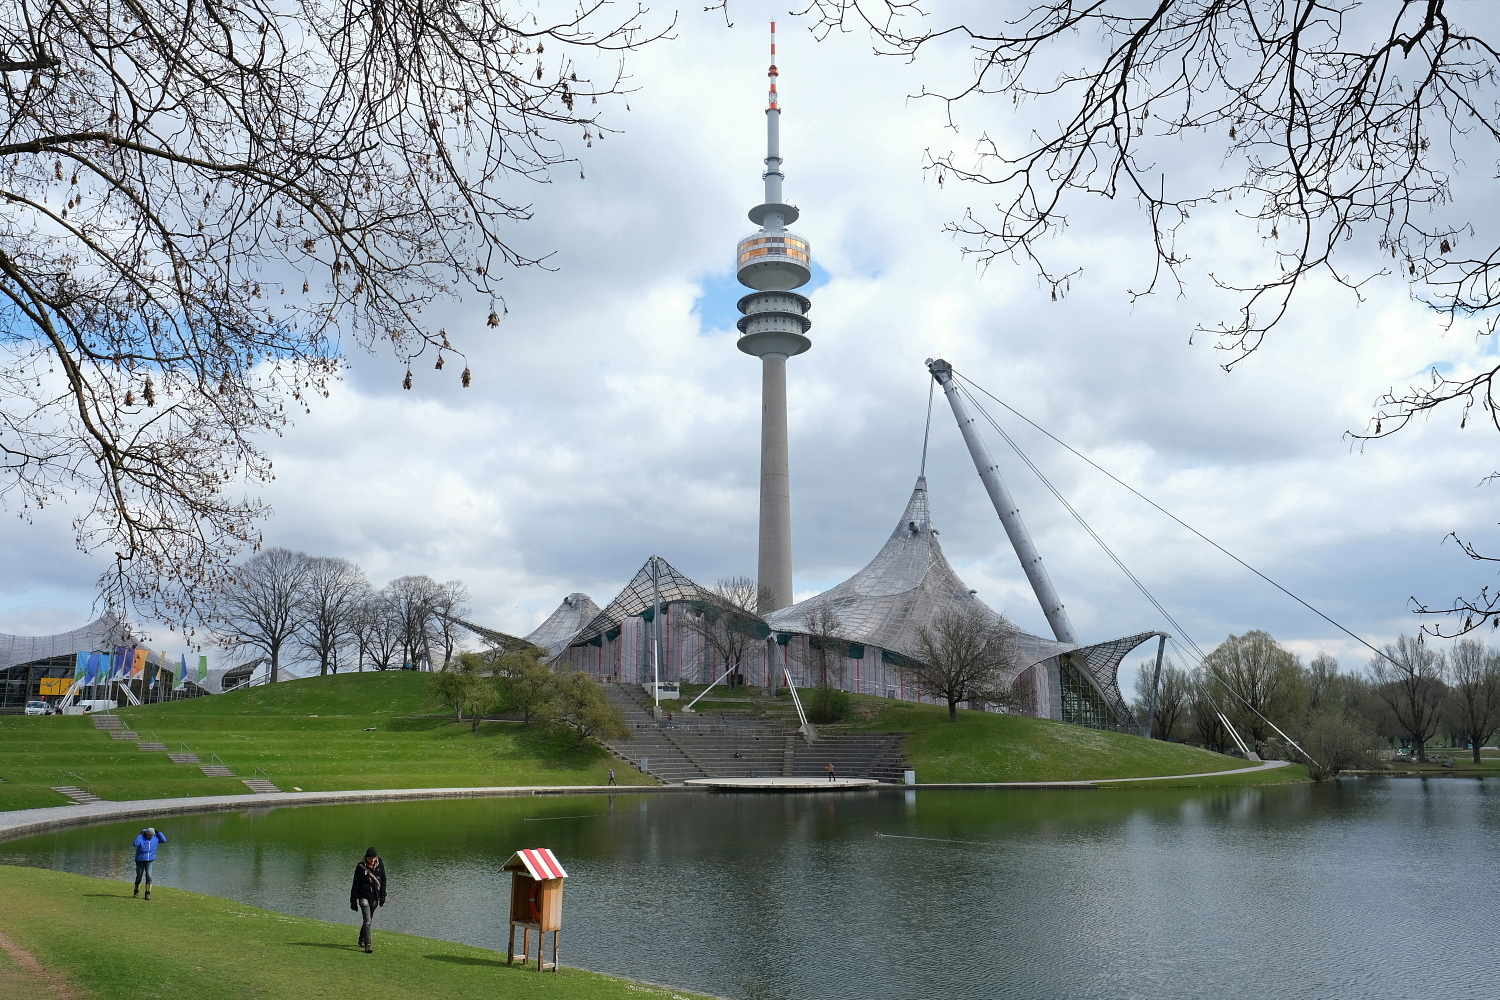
[736,20,813,613]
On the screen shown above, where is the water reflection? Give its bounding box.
[3,779,1496,1000]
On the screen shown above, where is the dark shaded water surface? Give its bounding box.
[2,779,1495,1000]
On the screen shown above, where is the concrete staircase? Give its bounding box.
[51,785,101,804]
[91,715,122,730]
[200,765,234,777]
[108,731,141,740]
[137,742,169,752]
[599,682,907,785]
[242,779,280,793]
[167,753,201,764]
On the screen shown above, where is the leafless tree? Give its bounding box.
[802,1,1500,633]
[680,576,768,686]
[428,580,472,669]
[1369,634,1448,761]
[297,556,368,676]
[0,0,667,628]
[1188,669,1229,752]
[212,547,310,683]
[1134,658,1189,741]
[1445,637,1500,763]
[803,605,848,690]
[353,590,403,672]
[384,574,443,670]
[913,604,1019,722]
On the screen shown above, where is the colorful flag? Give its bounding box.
[197,655,209,684]
[130,648,148,678]
[84,651,101,685]
[74,651,88,682]
[175,654,189,690]
[111,646,128,682]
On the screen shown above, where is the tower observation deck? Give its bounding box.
[738,21,810,613]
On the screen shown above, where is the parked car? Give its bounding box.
[24,700,50,716]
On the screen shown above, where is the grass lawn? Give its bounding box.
[842,696,1268,783]
[0,864,711,1000]
[0,672,651,812]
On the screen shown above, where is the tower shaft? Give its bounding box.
[736,20,811,614]
[758,354,794,610]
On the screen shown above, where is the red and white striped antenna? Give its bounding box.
[768,20,779,111]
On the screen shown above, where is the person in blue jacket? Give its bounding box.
[132,827,166,899]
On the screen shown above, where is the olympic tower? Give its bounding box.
[736,21,811,613]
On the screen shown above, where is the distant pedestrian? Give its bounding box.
[666,712,674,729]
[608,769,618,786]
[350,847,388,953]
[826,762,836,782]
[132,827,166,899]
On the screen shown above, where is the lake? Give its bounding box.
[2,779,1494,1000]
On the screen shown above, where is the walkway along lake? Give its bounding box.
[1,779,1494,1000]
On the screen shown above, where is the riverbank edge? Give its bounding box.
[0,759,1293,844]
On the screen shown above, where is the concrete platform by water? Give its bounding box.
[683,776,881,791]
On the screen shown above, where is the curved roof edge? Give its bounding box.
[0,614,129,672]
[571,557,712,647]
[524,593,602,657]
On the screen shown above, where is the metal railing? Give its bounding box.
[61,771,91,793]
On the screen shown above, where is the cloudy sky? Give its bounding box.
[4,3,1498,675]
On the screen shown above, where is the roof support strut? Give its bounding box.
[927,358,1078,645]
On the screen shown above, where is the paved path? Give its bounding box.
[0,760,1292,843]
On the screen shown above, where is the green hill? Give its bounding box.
[844,697,1283,784]
[0,672,649,812]
[0,864,712,1000]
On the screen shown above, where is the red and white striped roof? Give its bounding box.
[504,848,568,881]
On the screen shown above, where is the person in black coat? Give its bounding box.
[350,847,388,953]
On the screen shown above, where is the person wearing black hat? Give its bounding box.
[349,847,388,953]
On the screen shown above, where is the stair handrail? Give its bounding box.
[61,771,91,793]
[209,753,227,769]
[179,742,194,755]
[252,767,272,782]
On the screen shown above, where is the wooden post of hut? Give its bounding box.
[503,848,568,972]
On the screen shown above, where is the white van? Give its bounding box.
[62,699,118,715]
[24,700,50,716]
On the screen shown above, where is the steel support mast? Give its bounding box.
[926,359,1078,645]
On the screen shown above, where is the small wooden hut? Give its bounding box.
[503,848,568,972]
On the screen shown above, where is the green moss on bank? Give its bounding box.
[0,864,712,1000]
[0,673,651,812]
[844,697,1263,783]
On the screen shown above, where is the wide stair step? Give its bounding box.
[200,765,234,777]
[51,785,101,804]
[108,731,140,741]
[596,682,910,783]
[92,716,123,729]
[137,742,169,751]
[168,753,201,764]
[242,779,281,793]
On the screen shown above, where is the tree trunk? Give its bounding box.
[1414,737,1426,762]
[948,697,959,722]
[269,646,279,684]
[1474,742,1483,765]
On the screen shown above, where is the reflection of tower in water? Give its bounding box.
[736,20,811,614]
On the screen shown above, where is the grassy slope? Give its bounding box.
[844,697,1269,783]
[0,865,711,1000]
[0,672,650,812]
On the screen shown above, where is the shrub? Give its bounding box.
[807,686,850,724]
